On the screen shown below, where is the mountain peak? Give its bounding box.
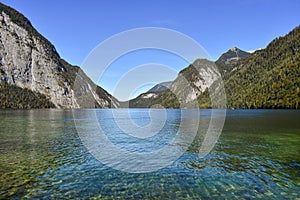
[215,47,250,76]
[230,46,238,51]
[216,47,249,65]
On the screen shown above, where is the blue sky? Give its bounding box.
[1,0,300,100]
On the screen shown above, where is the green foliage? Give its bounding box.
[197,89,212,108]
[0,82,55,109]
[133,26,300,109]
[224,26,300,109]
[125,89,178,108]
[1,2,298,109]
[126,94,155,108]
[150,89,180,108]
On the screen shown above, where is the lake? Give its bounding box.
[0,109,299,199]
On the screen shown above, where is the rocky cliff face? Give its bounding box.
[167,59,221,105]
[129,26,300,109]
[0,3,119,108]
[129,59,223,108]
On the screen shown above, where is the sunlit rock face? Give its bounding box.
[0,5,119,108]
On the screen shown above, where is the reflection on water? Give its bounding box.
[74,109,211,173]
[0,109,299,199]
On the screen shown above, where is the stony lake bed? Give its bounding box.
[0,109,299,199]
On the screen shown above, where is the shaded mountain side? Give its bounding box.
[197,26,300,109]
[127,48,250,108]
[223,26,300,109]
[1,2,298,109]
[0,2,119,109]
[129,59,221,108]
[0,82,55,109]
[129,26,300,109]
[59,59,119,108]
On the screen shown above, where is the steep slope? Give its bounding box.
[224,26,300,109]
[0,3,119,108]
[128,47,249,108]
[165,59,221,106]
[215,46,250,77]
[130,26,300,109]
[134,59,222,108]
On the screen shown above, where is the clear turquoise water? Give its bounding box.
[0,109,299,199]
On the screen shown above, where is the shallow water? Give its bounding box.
[0,109,299,199]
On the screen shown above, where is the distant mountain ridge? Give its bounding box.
[0,3,119,108]
[122,81,172,108]
[0,2,299,109]
[147,81,172,93]
[127,48,250,108]
[128,26,300,109]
